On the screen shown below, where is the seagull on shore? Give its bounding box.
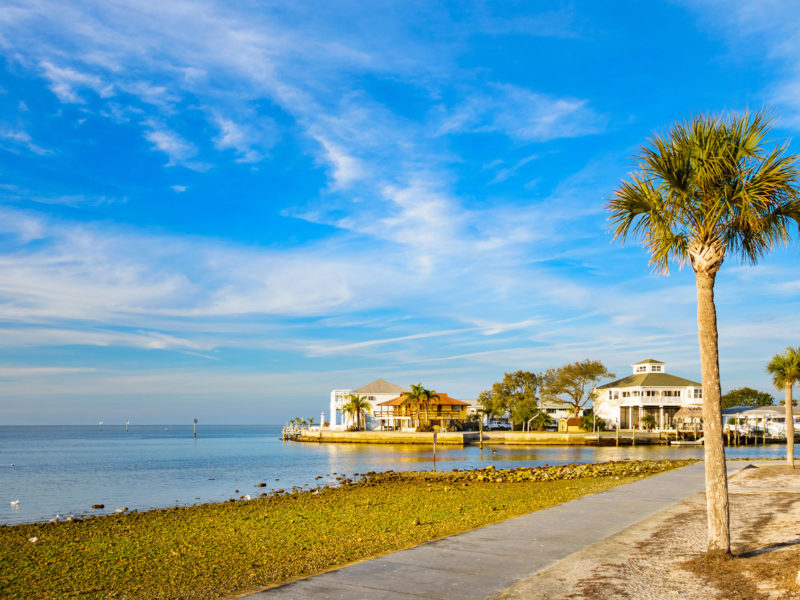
[9,500,19,506]
[49,514,61,523]
[28,537,38,543]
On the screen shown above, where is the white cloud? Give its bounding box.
[39,60,111,103]
[212,115,273,163]
[439,83,605,142]
[0,128,51,155]
[142,120,200,168]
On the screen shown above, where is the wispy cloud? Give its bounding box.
[142,120,202,168]
[439,83,605,142]
[0,127,51,155]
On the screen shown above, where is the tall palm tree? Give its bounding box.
[342,394,371,431]
[424,389,442,426]
[767,346,800,467]
[608,112,800,557]
[401,383,427,428]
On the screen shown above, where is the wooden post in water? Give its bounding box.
[616,420,619,447]
[432,432,437,472]
[99,420,103,431]
[479,418,483,450]
[631,426,635,447]
[193,417,198,439]
[125,420,129,433]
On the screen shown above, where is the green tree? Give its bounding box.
[421,389,441,425]
[543,360,614,417]
[767,346,800,467]
[529,411,553,431]
[608,112,800,556]
[400,383,428,428]
[490,371,541,430]
[640,415,657,431]
[342,394,371,431]
[579,408,606,432]
[720,387,774,409]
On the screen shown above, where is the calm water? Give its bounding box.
[0,425,789,525]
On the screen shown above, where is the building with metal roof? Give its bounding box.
[594,359,703,429]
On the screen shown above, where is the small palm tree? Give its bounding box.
[767,346,800,467]
[530,411,552,431]
[608,111,800,556]
[342,394,371,430]
[401,383,427,428]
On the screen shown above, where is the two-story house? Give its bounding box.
[594,359,703,430]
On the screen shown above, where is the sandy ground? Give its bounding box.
[496,462,800,600]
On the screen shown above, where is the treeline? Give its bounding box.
[477,359,614,430]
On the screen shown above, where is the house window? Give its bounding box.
[622,392,630,398]
[694,388,703,398]
[651,365,662,372]
[636,365,647,373]
[612,391,619,400]
[645,390,657,397]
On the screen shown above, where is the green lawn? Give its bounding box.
[0,459,695,599]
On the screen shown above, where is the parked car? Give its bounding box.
[486,420,510,431]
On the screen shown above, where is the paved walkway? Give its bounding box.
[245,462,749,600]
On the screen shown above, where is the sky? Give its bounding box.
[0,1,799,424]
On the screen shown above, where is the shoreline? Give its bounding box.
[0,460,693,600]
[295,429,750,446]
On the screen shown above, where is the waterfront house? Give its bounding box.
[374,392,471,431]
[594,359,703,430]
[722,405,800,436]
[329,379,410,430]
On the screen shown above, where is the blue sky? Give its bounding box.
[1,1,799,424]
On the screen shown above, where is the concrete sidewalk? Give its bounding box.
[244,462,748,600]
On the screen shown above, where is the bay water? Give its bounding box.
[0,425,788,525]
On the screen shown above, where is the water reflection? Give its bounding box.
[0,425,791,525]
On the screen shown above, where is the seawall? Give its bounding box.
[297,430,478,445]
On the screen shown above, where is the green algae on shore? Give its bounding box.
[0,459,695,600]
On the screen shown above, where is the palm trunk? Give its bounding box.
[785,383,794,468]
[696,270,731,557]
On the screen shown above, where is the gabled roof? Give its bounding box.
[632,359,665,365]
[597,372,701,390]
[353,379,410,395]
[378,392,470,407]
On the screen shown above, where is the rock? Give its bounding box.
[28,537,38,543]
[91,504,104,509]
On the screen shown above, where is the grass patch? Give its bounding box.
[0,459,694,599]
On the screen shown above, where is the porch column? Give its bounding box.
[659,406,664,429]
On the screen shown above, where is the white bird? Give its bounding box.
[28,537,38,543]
[9,500,19,506]
[115,507,124,513]
[243,494,251,500]
[49,514,61,523]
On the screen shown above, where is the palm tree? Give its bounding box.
[767,346,800,467]
[342,394,371,430]
[423,389,441,426]
[401,383,427,428]
[607,112,800,557]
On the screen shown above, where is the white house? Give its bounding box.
[329,379,410,430]
[722,405,800,436]
[594,359,703,430]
